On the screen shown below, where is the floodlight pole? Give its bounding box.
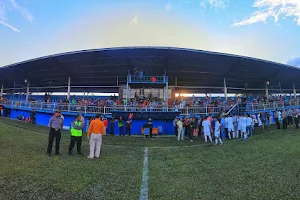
[67,76,71,100]
[224,78,227,101]
[25,82,30,103]
[0,84,3,98]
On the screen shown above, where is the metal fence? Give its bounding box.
[0,100,299,115]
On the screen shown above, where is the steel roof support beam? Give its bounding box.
[265,82,269,100]
[25,82,30,103]
[0,84,3,97]
[224,78,227,101]
[67,76,71,100]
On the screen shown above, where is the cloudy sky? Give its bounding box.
[0,0,300,67]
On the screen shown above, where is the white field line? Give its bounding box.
[140,147,149,200]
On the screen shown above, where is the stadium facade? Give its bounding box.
[0,47,300,135]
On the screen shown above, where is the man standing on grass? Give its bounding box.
[246,114,253,137]
[118,117,124,136]
[275,109,281,129]
[202,116,212,143]
[173,116,179,136]
[224,116,229,139]
[87,114,105,159]
[103,118,108,135]
[177,118,183,141]
[220,115,226,140]
[30,109,36,125]
[47,110,64,157]
[293,108,299,129]
[126,117,132,137]
[226,115,234,139]
[282,110,288,129]
[68,114,84,156]
[213,117,222,146]
[240,113,247,140]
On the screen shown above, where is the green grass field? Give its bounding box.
[1,117,300,200]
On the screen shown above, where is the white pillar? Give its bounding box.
[265,83,269,99]
[0,84,3,98]
[25,82,30,103]
[224,78,227,101]
[67,76,71,100]
[293,84,296,99]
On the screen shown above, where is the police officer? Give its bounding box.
[68,114,84,155]
[47,110,64,157]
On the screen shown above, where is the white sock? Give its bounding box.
[232,131,235,138]
[215,138,218,145]
[219,138,223,144]
[209,135,212,142]
[205,136,208,143]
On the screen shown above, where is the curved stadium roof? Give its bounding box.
[0,46,299,94]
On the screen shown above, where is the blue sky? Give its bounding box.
[0,0,300,67]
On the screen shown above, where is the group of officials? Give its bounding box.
[274,108,300,130]
[47,110,105,159]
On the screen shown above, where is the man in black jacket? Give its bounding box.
[30,109,36,125]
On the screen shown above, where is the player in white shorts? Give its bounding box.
[213,117,223,145]
[226,115,235,139]
[240,113,247,140]
[202,116,212,143]
[233,114,238,138]
[237,115,242,138]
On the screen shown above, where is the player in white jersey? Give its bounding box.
[246,114,253,137]
[202,116,212,143]
[233,114,238,138]
[240,113,247,140]
[213,117,223,145]
[226,115,235,139]
[237,115,242,138]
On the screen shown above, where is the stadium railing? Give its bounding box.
[0,100,298,115]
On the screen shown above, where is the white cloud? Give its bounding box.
[199,0,229,10]
[200,1,206,10]
[0,20,20,32]
[165,2,172,11]
[0,0,34,32]
[233,0,300,26]
[287,57,300,67]
[129,15,138,26]
[207,0,229,9]
[9,0,34,23]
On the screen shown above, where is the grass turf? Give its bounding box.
[1,117,300,199]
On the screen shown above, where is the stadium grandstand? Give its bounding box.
[0,47,300,134]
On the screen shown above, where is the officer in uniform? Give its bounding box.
[47,110,64,156]
[68,114,84,155]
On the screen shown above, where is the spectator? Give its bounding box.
[118,117,124,136]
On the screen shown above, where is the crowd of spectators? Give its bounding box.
[1,93,299,111]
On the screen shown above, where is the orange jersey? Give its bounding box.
[87,119,105,136]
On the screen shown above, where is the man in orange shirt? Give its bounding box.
[87,114,105,159]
